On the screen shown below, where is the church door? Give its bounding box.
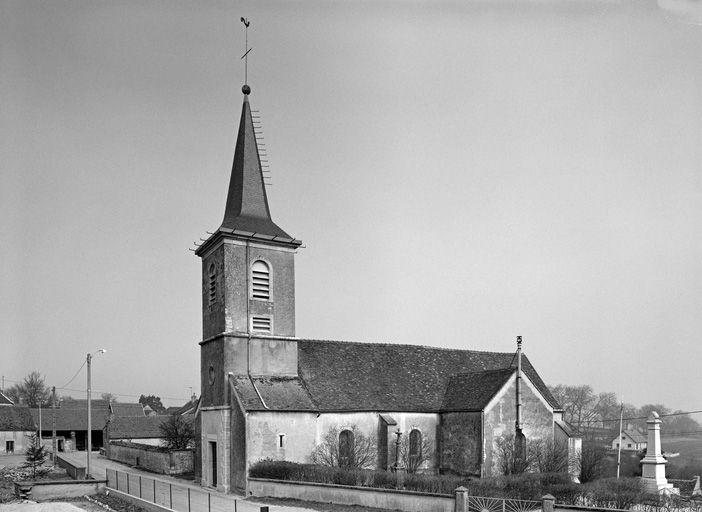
[209,441,217,487]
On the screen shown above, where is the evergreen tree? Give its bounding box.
[24,433,47,479]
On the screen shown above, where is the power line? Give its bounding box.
[3,375,191,402]
[578,409,702,425]
[58,360,86,390]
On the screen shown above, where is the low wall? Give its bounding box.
[14,479,106,500]
[248,478,455,512]
[56,454,86,480]
[108,441,193,475]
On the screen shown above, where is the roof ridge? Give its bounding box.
[298,338,516,356]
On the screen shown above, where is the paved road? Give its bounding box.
[57,451,319,512]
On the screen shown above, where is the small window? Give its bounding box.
[278,433,286,448]
[208,264,216,306]
[208,365,215,385]
[251,316,271,333]
[628,443,632,448]
[339,429,354,468]
[409,429,422,469]
[251,260,270,300]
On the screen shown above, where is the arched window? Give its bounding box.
[409,429,422,471]
[208,264,216,306]
[339,429,354,468]
[251,260,270,300]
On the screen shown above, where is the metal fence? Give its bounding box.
[467,495,542,512]
[105,468,266,512]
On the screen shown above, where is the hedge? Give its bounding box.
[249,460,576,499]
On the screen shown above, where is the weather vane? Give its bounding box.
[240,17,252,93]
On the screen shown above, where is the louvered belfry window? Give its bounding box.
[251,260,270,300]
[208,264,216,306]
[251,316,271,333]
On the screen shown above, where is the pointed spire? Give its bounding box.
[220,87,294,240]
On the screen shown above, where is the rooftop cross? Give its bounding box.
[240,17,252,94]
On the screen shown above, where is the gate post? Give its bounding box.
[542,494,555,512]
[455,486,469,512]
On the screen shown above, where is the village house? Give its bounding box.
[0,391,36,455]
[29,399,145,453]
[193,85,579,494]
[611,428,647,452]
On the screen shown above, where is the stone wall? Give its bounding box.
[483,373,554,477]
[200,407,231,492]
[0,431,32,454]
[439,412,482,476]
[249,478,455,512]
[108,442,193,475]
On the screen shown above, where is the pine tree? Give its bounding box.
[24,433,47,479]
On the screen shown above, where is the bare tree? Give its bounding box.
[6,372,51,407]
[529,437,570,473]
[577,442,607,483]
[495,433,531,475]
[398,431,432,473]
[311,425,376,469]
[159,414,195,450]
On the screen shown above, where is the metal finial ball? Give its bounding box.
[242,84,251,95]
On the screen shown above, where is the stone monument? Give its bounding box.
[640,411,676,494]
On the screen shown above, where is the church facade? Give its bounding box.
[195,86,577,494]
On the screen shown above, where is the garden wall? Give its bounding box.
[108,441,193,475]
[248,477,455,512]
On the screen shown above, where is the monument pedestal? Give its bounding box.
[640,412,677,495]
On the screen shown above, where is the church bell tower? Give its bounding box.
[195,85,302,409]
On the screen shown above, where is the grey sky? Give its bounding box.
[1,0,700,412]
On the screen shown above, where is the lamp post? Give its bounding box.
[86,349,106,478]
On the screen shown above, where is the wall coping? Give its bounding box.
[248,477,453,499]
[16,479,108,485]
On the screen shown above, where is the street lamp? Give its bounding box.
[87,348,106,479]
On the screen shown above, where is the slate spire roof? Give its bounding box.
[220,87,295,240]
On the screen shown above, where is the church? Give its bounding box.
[194,84,578,494]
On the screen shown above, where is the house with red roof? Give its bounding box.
[193,85,579,493]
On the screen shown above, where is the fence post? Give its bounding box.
[139,475,142,498]
[153,478,156,503]
[126,472,129,495]
[542,494,555,512]
[454,486,469,512]
[208,491,211,512]
[169,483,172,509]
[187,487,191,512]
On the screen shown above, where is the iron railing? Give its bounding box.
[105,468,265,512]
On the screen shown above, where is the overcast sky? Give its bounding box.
[2,0,700,413]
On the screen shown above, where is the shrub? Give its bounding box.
[584,477,645,510]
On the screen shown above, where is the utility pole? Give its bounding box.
[515,336,526,463]
[87,352,92,479]
[86,349,106,479]
[38,401,42,445]
[52,386,57,464]
[616,403,624,478]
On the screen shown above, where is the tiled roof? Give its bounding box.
[441,369,515,411]
[111,403,145,417]
[297,339,559,412]
[230,339,559,413]
[30,403,111,431]
[0,391,14,406]
[107,415,177,439]
[623,429,647,444]
[230,376,316,411]
[0,406,35,431]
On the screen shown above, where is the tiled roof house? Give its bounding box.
[192,85,579,493]
[0,396,35,455]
